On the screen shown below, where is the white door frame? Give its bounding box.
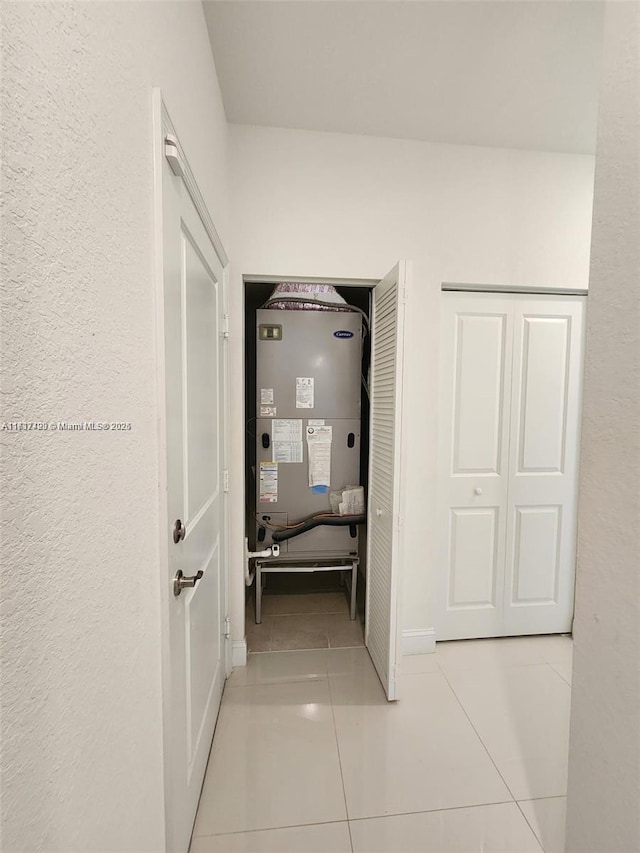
[152,90,232,849]
[239,271,408,686]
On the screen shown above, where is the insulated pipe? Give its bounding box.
[271,515,366,544]
[244,538,280,586]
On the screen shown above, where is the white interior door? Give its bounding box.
[436,294,514,639]
[436,291,585,641]
[158,112,228,852]
[503,296,585,635]
[365,261,409,701]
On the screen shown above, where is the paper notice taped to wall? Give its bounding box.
[308,419,325,427]
[259,462,278,502]
[260,388,274,405]
[296,377,314,409]
[306,425,332,488]
[260,405,276,417]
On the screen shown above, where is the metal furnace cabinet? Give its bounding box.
[254,309,362,557]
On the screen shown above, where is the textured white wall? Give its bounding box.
[566,4,640,851]
[0,3,228,851]
[227,126,595,642]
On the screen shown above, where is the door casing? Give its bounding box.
[152,89,232,852]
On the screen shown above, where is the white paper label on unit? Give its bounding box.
[272,419,303,463]
[306,425,332,487]
[296,377,315,409]
[272,419,303,442]
[308,419,325,426]
[260,388,274,405]
[260,405,277,417]
[273,442,303,464]
[259,461,278,502]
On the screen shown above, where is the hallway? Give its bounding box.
[191,636,572,852]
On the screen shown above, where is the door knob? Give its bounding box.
[173,569,203,597]
[173,519,186,543]
[474,487,483,496]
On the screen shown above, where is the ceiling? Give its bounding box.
[203,1,604,155]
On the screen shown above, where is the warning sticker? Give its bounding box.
[260,405,277,417]
[260,388,274,405]
[259,462,278,503]
[296,377,314,409]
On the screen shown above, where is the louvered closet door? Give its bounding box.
[366,261,409,701]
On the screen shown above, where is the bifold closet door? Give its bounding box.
[436,293,585,641]
[503,297,585,635]
[436,294,514,640]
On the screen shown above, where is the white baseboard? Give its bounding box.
[402,628,436,656]
[232,639,247,668]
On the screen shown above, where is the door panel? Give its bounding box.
[160,124,227,852]
[503,297,585,635]
[365,261,409,701]
[511,506,561,604]
[437,293,585,641]
[453,313,508,474]
[517,316,570,473]
[184,230,220,517]
[449,508,499,609]
[436,294,513,640]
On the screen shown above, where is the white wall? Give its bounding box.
[566,3,640,851]
[228,125,595,644]
[0,3,228,850]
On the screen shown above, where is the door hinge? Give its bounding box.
[396,514,402,534]
[224,615,231,640]
[222,314,230,339]
[164,134,186,179]
[401,286,409,303]
[223,469,230,493]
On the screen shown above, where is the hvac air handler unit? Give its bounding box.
[251,284,367,622]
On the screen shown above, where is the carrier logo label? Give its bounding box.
[334,330,354,339]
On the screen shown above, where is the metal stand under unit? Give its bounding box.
[255,556,359,624]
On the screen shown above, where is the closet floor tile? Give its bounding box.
[349,803,542,853]
[327,613,364,648]
[270,613,329,651]
[246,615,274,653]
[266,592,350,615]
[193,680,346,836]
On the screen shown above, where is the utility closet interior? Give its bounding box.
[244,282,373,652]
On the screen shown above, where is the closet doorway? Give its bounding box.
[435,289,586,641]
[243,263,410,700]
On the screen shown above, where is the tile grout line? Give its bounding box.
[438,665,520,805]
[192,799,528,840]
[514,800,546,852]
[326,671,355,853]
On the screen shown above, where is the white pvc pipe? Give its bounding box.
[244,538,279,586]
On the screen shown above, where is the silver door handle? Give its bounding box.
[173,569,203,597]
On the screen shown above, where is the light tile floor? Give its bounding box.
[246,592,365,653]
[192,636,572,852]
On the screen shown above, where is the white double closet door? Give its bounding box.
[436,291,586,641]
